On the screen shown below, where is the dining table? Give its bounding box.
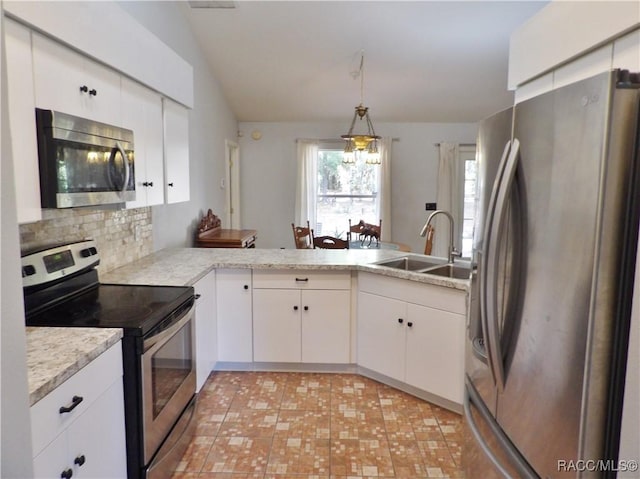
[348,240,411,252]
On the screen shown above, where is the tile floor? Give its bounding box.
[172,371,465,479]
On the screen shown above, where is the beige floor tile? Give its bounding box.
[275,409,331,439]
[330,409,386,440]
[266,437,331,475]
[281,384,332,410]
[202,436,271,474]
[172,372,465,479]
[195,404,228,436]
[330,438,395,477]
[217,409,279,437]
[174,436,215,473]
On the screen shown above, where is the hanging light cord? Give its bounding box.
[359,52,365,106]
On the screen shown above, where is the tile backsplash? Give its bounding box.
[19,207,153,274]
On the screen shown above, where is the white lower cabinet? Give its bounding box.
[194,269,217,391]
[252,270,351,364]
[357,272,466,405]
[30,342,126,479]
[216,269,253,362]
[357,292,406,381]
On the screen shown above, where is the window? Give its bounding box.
[315,147,380,238]
[460,149,477,258]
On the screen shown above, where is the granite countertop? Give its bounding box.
[101,247,470,292]
[26,327,123,406]
[27,247,468,406]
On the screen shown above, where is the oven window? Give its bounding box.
[151,321,193,418]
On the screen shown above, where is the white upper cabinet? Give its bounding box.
[5,18,41,224]
[121,78,165,208]
[509,2,639,91]
[4,17,193,218]
[32,32,121,126]
[163,98,190,204]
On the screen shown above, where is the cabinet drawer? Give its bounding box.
[253,270,350,290]
[30,342,123,456]
[358,272,467,315]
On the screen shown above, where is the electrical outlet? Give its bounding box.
[425,202,437,211]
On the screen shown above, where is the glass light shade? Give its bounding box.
[342,146,356,164]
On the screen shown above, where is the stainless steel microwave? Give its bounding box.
[35,108,135,208]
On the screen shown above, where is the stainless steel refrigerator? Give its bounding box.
[465,69,640,478]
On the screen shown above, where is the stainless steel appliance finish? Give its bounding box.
[35,108,135,208]
[141,303,196,465]
[465,70,640,478]
[22,241,196,479]
[21,239,99,289]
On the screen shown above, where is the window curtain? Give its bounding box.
[433,143,462,257]
[294,140,318,231]
[376,137,392,242]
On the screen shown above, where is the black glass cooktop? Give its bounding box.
[25,282,194,336]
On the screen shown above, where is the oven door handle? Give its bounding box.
[143,302,195,353]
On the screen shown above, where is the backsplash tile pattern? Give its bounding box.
[19,207,153,274]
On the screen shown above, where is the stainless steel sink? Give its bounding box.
[375,255,446,271]
[423,263,471,279]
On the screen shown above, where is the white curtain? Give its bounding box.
[376,137,392,241]
[433,143,462,257]
[294,140,318,230]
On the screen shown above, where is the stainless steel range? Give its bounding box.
[22,239,196,479]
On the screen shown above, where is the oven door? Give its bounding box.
[141,301,196,464]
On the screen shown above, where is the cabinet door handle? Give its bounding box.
[407,322,413,328]
[142,181,154,187]
[295,278,309,282]
[243,284,249,290]
[303,306,309,311]
[168,182,174,187]
[194,293,202,301]
[293,305,298,311]
[74,455,86,467]
[61,468,73,478]
[398,318,404,324]
[59,395,83,414]
[79,85,88,93]
[89,88,97,96]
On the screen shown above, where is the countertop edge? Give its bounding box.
[101,248,470,292]
[28,328,123,406]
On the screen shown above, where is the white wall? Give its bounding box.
[117,1,238,250]
[238,121,477,252]
[1,11,34,475]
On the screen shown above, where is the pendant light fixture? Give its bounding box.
[341,51,381,165]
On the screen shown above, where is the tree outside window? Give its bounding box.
[315,148,380,238]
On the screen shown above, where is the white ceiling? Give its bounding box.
[182,1,549,123]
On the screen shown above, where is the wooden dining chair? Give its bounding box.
[313,235,350,249]
[347,219,364,242]
[424,224,435,255]
[291,222,313,249]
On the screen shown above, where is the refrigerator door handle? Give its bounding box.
[485,138,521,391]
[465,378,539,479]
[480,140,512,385]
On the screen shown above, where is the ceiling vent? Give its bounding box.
[188,1,237,8]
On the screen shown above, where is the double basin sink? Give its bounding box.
[373,255,471,280]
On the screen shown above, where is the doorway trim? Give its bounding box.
[224,139,241,229]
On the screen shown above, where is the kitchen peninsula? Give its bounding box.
[100,247,469,411]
